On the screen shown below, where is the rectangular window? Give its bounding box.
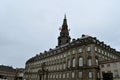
[89,72,92,78]
[79,57,83,66]
[72,58,75,67]
[63,73,65,78]
[68,60,70,68]
[72,72,75,78]
[59,74,61,78]
[78,48,82,53]
[72,50,75,54]
[63,64,66,69]
[114,70,119,77]
[95,47,97,51]
[67,73,69,78]
[97,72,99,78]
[64,54,66,57]
[78,71,82,78]
[88,59,92,66]
[87,47,91,51]
[56,74,58,78]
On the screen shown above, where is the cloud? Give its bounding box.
[0,0,120,68]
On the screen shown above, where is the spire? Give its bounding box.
[64,14,66,19]
[62,14,68,31]
[58,15,71,46]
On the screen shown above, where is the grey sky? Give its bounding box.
[0,0,120,68]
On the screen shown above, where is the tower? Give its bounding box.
[58,15,71,46]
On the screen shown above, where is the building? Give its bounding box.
[0,65,24,80]
[100,59,120,80]
[24,16,120,80]
[0,65,16,80]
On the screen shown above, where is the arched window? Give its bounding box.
[72,58,75,67]
[88,59,92,66]
[79,57,83,66]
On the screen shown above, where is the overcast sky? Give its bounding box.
[0,0,120,68]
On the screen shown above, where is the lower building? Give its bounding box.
[100,59,120,80]
[0,65,24,80]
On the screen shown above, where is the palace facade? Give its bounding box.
[24,16,120,80]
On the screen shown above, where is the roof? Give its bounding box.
[26,34,120,64]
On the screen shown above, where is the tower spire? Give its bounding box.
[58,15,71,46]
[64,14,66,19]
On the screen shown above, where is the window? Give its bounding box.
[67,73,69,78]
[97,72,99,78]
[68,52,70,56]
[61,55,63,59]
[57,56,60,59]
[63,73,65,78]
[72,58,76,67]
[98,49,100,53]
[56,74,58,78]
[95,47,97,51]
[53,74,55,78]
[57,65,59,70]
[79,57,83,66]
[68,60,70,68]
[51,74,52,78]
[60,64,62,70]
[63,64,66,69]
[87,47,91,51]
[72,72,75,78]
[72,50,75,54]
[64,54,66,58]
[78,48,82,53]
[88,59,92,66]
[96,59,98,65]
[59,74,61,78]
[78,71,82,78]
[89,72,92,78]
[114,70,119,77]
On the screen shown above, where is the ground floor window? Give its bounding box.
[78,71,82,78]
[72,72,75,78]
[89,72,93,78]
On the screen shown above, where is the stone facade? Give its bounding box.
[0,65,24,80]
[100,59,120,80]
[24,16,120,80]
[0,65,16,80]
